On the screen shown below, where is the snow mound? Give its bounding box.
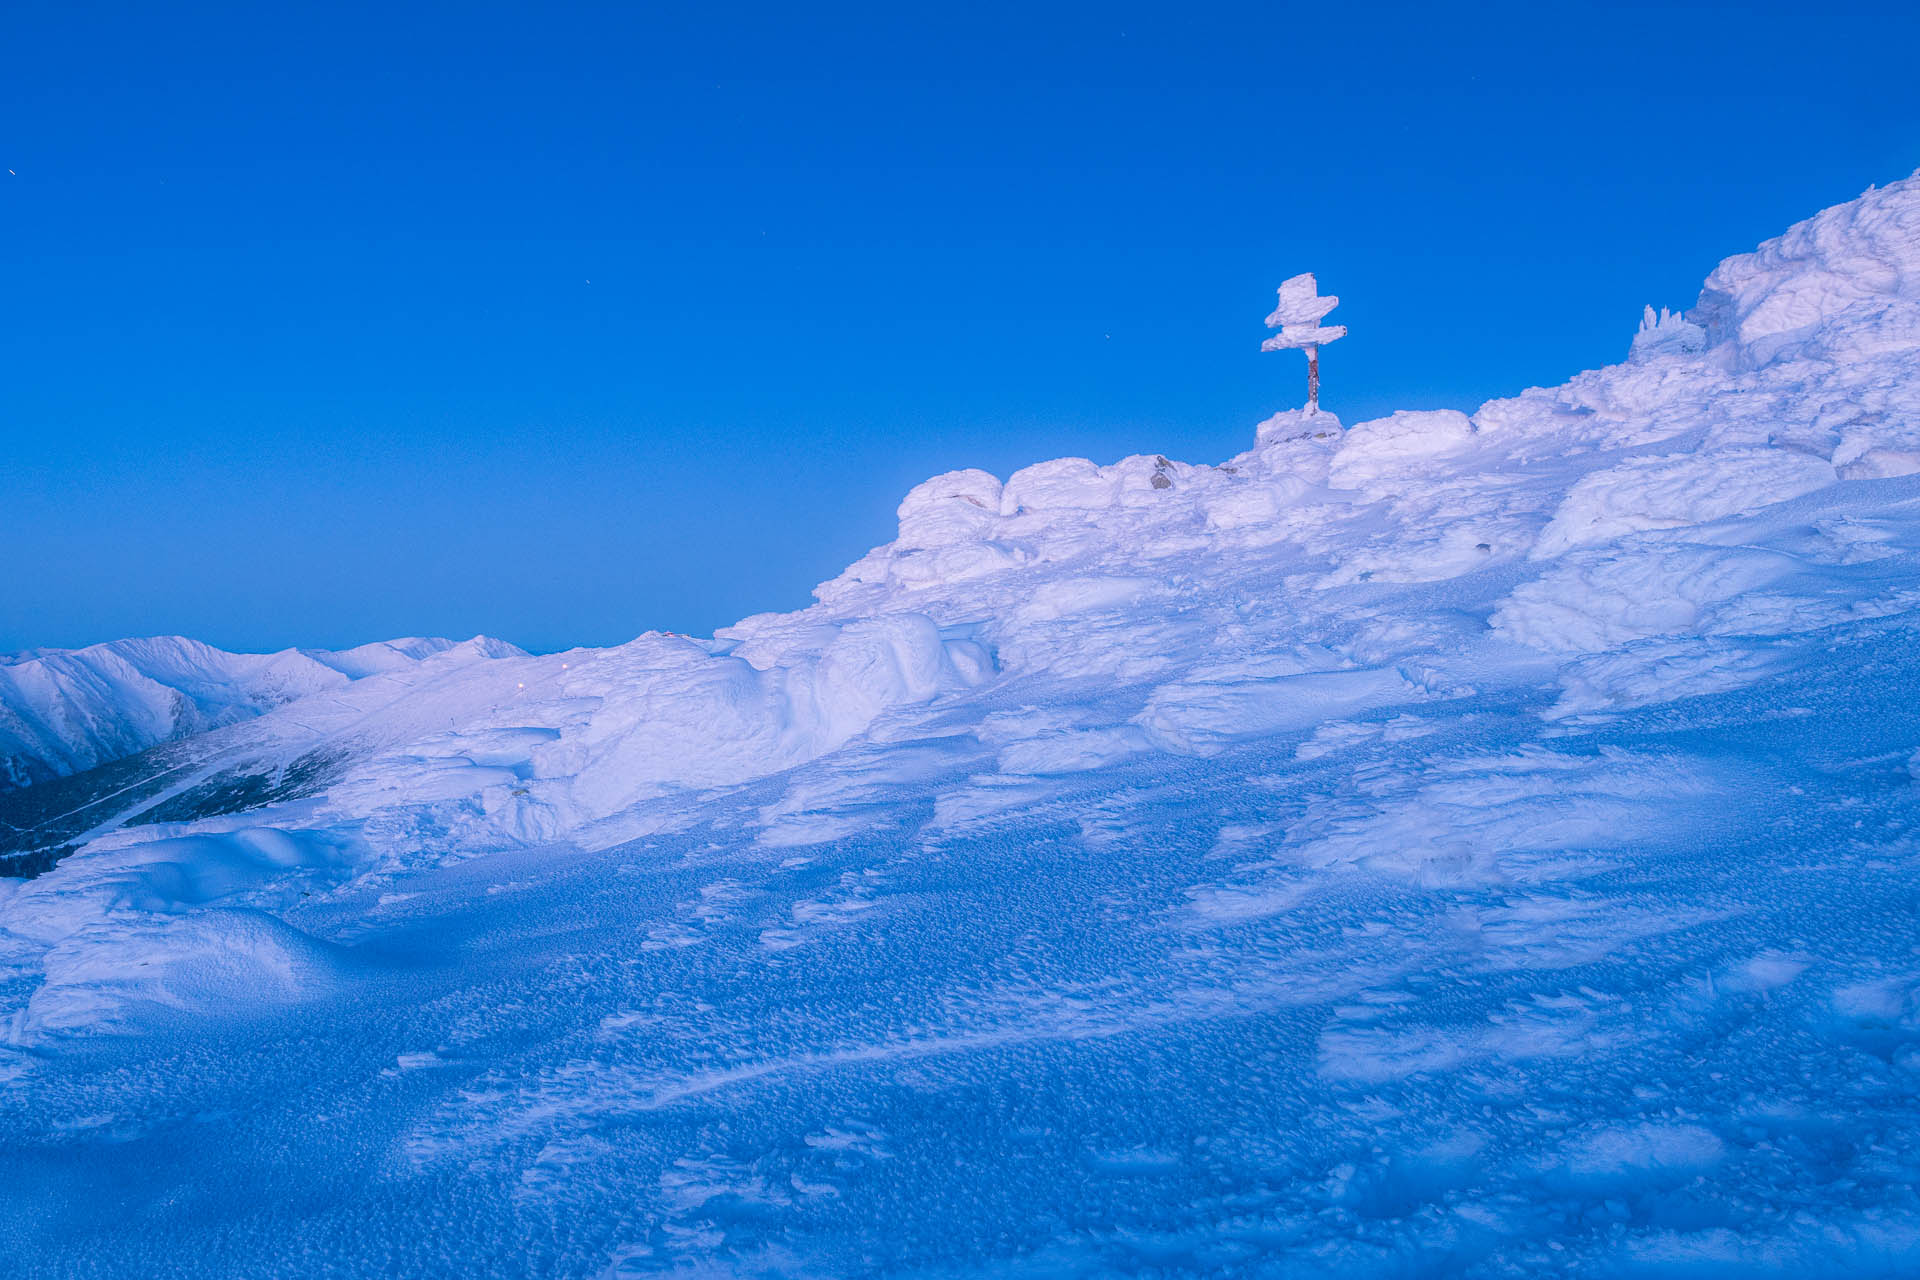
[1697,177,1920,368]
[1327,409,1476,491]
[550,613,990,822]
[2,827,349,1039]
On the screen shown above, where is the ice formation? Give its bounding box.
[1262,271,1347,407]
[5,173,1920,1277]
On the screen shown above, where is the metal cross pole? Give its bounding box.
[1262,273,1346,411]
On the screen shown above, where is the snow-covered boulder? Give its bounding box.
[1000,457,1123,514]
[1695,178,1920,368]
[1254,407,1341,447]
[1834,428,1920,480]
[896,469,1003,550]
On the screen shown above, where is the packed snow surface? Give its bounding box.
[7,174,1920,1276]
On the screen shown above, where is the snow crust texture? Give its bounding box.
[7,173,1920,1277]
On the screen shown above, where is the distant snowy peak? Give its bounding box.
[298,634,524,678]
[0,634,522,790]
[302,636,459,678]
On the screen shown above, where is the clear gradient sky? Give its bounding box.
[6,0,1918,654]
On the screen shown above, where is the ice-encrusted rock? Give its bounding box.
[1695,177,1920,369]
[1630,305,1707,360]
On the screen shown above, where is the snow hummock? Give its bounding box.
[6,172,1920,1277]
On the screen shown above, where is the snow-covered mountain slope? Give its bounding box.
[5,174,1920,1277]
[0,634,521,791]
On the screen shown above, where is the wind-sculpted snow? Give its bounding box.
[6,173,1920,1276]
[0,827,352,1039]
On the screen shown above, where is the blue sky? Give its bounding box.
[5,0,1918,654]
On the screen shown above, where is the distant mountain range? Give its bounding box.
[0,634,524,791]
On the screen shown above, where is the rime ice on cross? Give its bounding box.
[1262,273,1346,410]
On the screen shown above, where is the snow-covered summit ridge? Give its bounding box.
[7,169,1920,1038]
[11,170,1920,846]
[829,171,1920,608]
[10,171,1920,824]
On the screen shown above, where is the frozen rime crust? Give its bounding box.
[1530,449,1840,558]
[893,468,1003,549]
[1696,177,1920,368]
[7,172,1920,1277]
[1629,305,1707,360]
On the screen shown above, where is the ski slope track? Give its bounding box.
[6,174,1920,1276]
